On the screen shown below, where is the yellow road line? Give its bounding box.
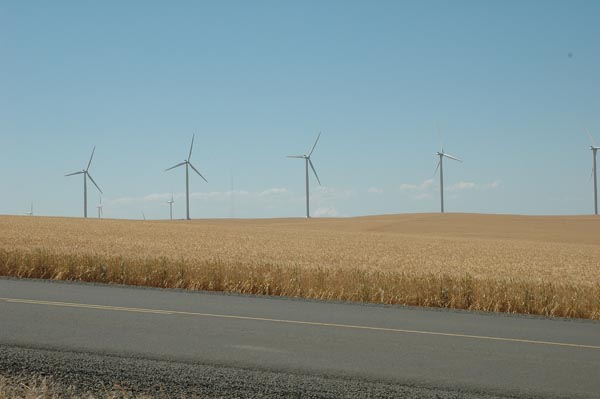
[1,297,599,350]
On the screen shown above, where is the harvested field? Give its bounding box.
[0,214,599,319]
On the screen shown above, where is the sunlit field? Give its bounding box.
[1,214,599,319]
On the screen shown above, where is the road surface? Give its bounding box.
[1,278,599,398]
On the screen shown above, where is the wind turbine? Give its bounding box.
[587,131,600,215]
[26,202,33,216]
[287,132,322,218]
[96,196,103,219]
[433,146,462,213]
[167,193,175,220]
[165,134,207,220]
[65,146,102,218]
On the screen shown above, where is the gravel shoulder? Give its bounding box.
[0,345,515,399]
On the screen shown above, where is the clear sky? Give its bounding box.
[1,1,599,219]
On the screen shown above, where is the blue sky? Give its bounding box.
[1,1,599,219]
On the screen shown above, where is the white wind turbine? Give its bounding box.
[165,134,207,220]
[587,131,600,215]
[96,196,103,219]
[26,202,33,216]
[433,145,462,213]
[287,132,322,218]
[167,193,175,220]
[65,146,103,218]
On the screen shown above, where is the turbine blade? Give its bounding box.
[433,160,440,177]
[443,153,462,162]
[586,130,598,148]
[188,134,195,161]
[308,132,321,157]
[189,162,208,183]
[436,123,443,152]
[65,171,84,177]
[87,146,96,170]
[165,162,186,171]
[286,155,304,158]
[309,159,321,185]
[87,173,103,194]
[590,167,594,183]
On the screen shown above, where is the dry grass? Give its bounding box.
[0,374,151,399]
[1,213,599,319]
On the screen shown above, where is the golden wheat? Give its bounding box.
[0,214,599,319]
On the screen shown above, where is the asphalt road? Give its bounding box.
[1,278,599,398]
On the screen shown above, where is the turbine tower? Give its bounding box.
[587,131,600,215]
[433,146,462,213]
[166,134,207,220]
[167,193,175,220]
[287,132,322,218]
[65,146,103,218]
[96,196,103,219]
[26,202,33,216]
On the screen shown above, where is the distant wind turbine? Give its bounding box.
[165,134,208,220]
[287,132,322,218]
[65,146,102,218]
[96,196,103,219]
[167,193,175,220]
[587,131,600,215]
[433,145,462,213]
[26,202,33,216]
[142,211,146,221]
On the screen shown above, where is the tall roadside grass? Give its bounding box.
[1,248,598,320]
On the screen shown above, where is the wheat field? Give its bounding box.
[1,213,599,319]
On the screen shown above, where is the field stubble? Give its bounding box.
[0,214,599,319]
